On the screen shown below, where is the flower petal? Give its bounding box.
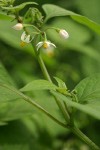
[21,31,26,41]
[25,35,31,43]
[36,42,43,47]
[50,43,56,48]
[36,42,43,51]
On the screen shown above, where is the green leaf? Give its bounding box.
[0,121,34,150]
[31,90,66,136]
[20,79,57,92]
[75,74,100,102]
[0,63,65,128]
[51,90,100,120]
[0,63,14,85]
[0,64,34,122]
[2,2,38,12]
[0,63,63,127]
[0,63,20,102]
[0,99,35,123]
[42,4,100,34]
[75,0,100,24]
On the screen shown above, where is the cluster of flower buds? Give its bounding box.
[12,23,69,55]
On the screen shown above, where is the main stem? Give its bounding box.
[38,55,52,82]
[32,43,70,122]
[71,127,100,150]
[32,44,100,150]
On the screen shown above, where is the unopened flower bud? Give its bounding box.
[12,23,23,30]
[59,29,69,39]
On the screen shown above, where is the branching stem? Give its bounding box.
[14,13,100,150]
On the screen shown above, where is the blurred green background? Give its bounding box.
[0,0,100,149]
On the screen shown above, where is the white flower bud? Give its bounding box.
[12,23,23,30]
[59,29,69,39]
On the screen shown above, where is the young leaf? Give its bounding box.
[51,91,100,120]
[54,77,68,95]
[42,4,100,34]
[2,2,38,12]
[20,79,57,92]
[54,77,67,89]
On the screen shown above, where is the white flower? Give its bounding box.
[20,31,33,47]
[59,29,69,39]
[12,23,23,30]
[36,41,56,51]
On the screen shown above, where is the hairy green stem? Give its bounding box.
[71,127,100,150]
[32,42,70,122]
[38,55,52,82]
[52,95,70,122]
[63,101,70,120]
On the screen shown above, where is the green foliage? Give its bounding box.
[75,74,100,103]
[0,13,12,20]
[0,0,100,149]
[54,77,69,95]
[51,74,100,120]
[0,63,65,134]
[54,77,67,89]
[0,63,14,85]
[75,0,100,23]
[0,0,15,7]
[2,2,38,12]
[0,63,36,124]
[20,79,57,91]
[43,4,100,34]
[45,18,100,62]
[51,90,100,120]
[23,8,43,27]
